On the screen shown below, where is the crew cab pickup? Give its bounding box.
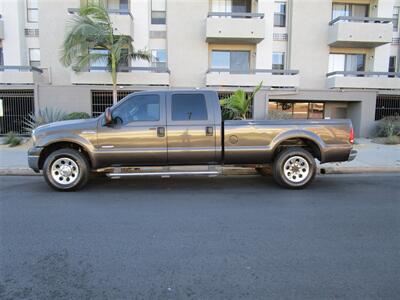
[28,90,357,191]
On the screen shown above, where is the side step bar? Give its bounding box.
[106,171,220,178]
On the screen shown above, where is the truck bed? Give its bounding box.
[223,119,353,164]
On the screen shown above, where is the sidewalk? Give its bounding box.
[0,138,399,175]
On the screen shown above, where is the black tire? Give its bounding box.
[255,165,272,176]
[43,148,90,191]
[272,147,316,189]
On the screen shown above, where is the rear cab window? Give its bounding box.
[171,94,208,121]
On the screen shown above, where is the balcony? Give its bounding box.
[206,69,300,88]
[326,71,400,89]
[206,12,265,44]
[328,16,393,48]
[71,66,170,86]
[0,66,49,85]
[67,8,133,37]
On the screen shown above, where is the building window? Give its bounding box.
[211,0,251,14]
[0,48,3,65]
[332,3,368,19]
[211,50,250,72]
[272,52,285,70]
[151,0,166,24]
[393,6,399,31]
[375,95,400,120]
[274,2,286,27]
[89,49,108,71]
[29,48,40,67]
[389,56,396,72]
[329,53,365,74]
[269,101,325,119]
[151,49,167,70]
[27,0,39,23]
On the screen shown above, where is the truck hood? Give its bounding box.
[33,118,99,137]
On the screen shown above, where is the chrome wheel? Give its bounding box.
[283,155,310,183]
[51,157,79,185]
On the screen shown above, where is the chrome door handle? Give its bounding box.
[206,126,213,136]
[157,127,165,137]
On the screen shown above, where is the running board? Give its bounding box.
[106,170,220,179]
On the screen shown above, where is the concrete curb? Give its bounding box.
[1,166,399,176]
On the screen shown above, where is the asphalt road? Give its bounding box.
[0,174,399,299]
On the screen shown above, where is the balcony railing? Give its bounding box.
[329,16,393,25]
[208,68,298,75]
[206,12,265,43]
[326,71,400,78]
[207,12,264,19]
[206,68,300,88]
[87,66,170,73]
[326,71,400,89]
[67,7,133,18]
[0,65,43,73]
[0,65,47,84]
[71,66,170,85]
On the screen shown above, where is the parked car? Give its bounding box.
[28,90,357,191]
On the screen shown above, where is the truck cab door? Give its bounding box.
[166,92,217,164]
[96,92,167,167]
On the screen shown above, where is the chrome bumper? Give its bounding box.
[348,149,358,161]
[28,146,42,173]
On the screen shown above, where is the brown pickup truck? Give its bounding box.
[28,90,356,191]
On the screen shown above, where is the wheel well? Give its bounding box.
[273,138,321,161]
[38,142,92,170]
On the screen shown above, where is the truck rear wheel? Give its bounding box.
[43,148,89,191]
[272,147,316,189]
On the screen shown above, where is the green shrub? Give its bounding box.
[376,115,400,137]
[64,112,91,120]
[4,132,22,147]
[24,108,67,133]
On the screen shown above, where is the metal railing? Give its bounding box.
[0,90,34,135]
[326,71,400,78]
[0,65,43,73]
[207,12,264,19]
[67,8,133,19]
[88,66,170,73]
[375,95,400,120]
[207,68,299,75]
[329,16,393,25]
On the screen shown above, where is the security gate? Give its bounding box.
[0,90,34,135]
[91,90,138,117]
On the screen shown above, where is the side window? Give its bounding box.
[171,94,208,121]
[112,94,160,124]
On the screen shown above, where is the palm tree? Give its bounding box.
[60,3,150,104]
[220,82,263,120]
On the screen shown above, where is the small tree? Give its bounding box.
[220,82,262,120]
[60,3,150,104]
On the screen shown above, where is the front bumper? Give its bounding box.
[28,146,43,173]
[348,149,358,161]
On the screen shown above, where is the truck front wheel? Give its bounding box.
[273,147,316,189]
[43,148,89,191]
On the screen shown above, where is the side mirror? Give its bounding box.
[105,107,113,125]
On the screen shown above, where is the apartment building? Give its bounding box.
[0,0,399,137]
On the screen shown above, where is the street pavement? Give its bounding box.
[0,174,399,299]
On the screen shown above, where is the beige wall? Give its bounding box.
[289,0,331,89]
[166,0,209,88]
[39,0,80,85]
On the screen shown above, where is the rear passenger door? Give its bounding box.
[166,92,216,164]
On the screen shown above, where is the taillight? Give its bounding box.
[349,127,354,144]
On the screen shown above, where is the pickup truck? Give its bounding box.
[28,90,357,191]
